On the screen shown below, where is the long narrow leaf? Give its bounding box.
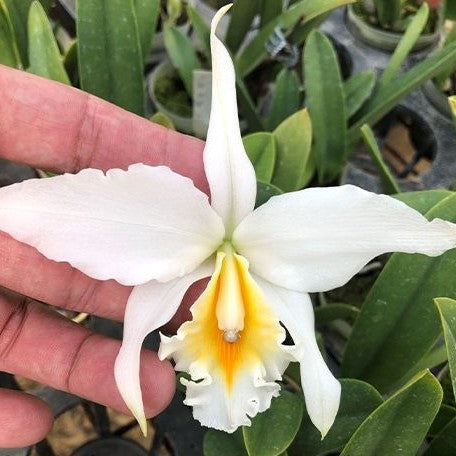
[163,25,200,97]
[260,0,283,27]
[373,0,401,28]
[379,3,429,88]
[304,30,347,183]
[266,68,301,131]
[225,0,259,54]
[3,0,32,66]
[0,0,20,67]
[77,0,145,116]
[187,4,211,61]
[360,124,399,194]
[349,41,456,139]
[27,1,70,84]
[236,75,265,132]
[134,0,160,63]
[344,71,375,118]
[435,297,456,402]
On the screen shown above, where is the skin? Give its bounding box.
[0,64,210,447]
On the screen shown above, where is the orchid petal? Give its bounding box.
[159,252,291,432]
[254,276,341,438]
[233,185,456,292]
[0,164,224,285]
[114,259,215,435]
[204,5,257,234]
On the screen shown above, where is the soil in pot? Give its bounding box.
[349,106,435,184]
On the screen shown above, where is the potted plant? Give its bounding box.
[347,0,443,51]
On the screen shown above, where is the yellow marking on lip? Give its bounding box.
[174,249,284,392]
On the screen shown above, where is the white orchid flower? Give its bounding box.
[1,4,456,439]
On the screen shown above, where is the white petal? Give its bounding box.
[0,163,224,285]
[114,259,214,435]
[234,185,456,292]
[204,5,257,234]
[254,276,341,438]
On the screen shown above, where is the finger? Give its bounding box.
[0,388,54,448]
[0,292,175,418]
[0,231,206,328]
[0,231,131,322]
[0,65,208,193]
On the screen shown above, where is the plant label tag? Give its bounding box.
[193,69,212,139]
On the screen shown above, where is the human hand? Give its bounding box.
[0,64,208,448]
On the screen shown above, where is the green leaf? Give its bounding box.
[340,371,442,456]
[342,193,456,393]
[243,132,276,183]
[433,25,456,88]
[349,41,456,139]
[429,405,456,437]
[447,1,456,20]
[77,0,145,116]
[163,25,200,98]
[134,0,160,62]
[304,30,347,183]
[236,75,265,132]
[360,124,399,194]
[3,0,31,66]
[255,181,283,207]
[225,0,259,54]
[243,390,303,456]
[204,429,247,456]
[373,0,401,28]
[271,109,313,192]
[64,40,79,86]
[260,0,283,27]
[266,68,301,131]
[396,342,448,388]
[27,1,70,85]
[379,3,429,89]
[449,95,456,127]
[150,111,176,130]
[436,297,456,402]
[393,190,453,214]
[187,4,211,61]
[424,417,456,455]
[289,379,383,456]
[0,0,20,67]
[2,0,49,66]
[315,304,360,325]
[344,71,375,118]
[236,0,355,78]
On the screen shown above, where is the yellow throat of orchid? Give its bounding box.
[161,243,286,393]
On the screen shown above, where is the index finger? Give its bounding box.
[0,65,208,192]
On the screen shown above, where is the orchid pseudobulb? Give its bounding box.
[1,4,456,438]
